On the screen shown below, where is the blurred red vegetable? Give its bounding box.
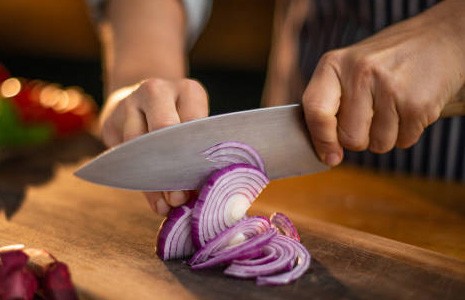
[0,250,38,300]
[0,247,78,300]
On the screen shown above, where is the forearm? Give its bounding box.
[428,0,465,79]
[99,0,188,96]
[426,0,465,101]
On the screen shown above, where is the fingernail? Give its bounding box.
[167,191,188,207]
[156,198,170,216]
[325,153,341,167]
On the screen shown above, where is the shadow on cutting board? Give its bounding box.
[0,133,104,219]
[163,257,358,300]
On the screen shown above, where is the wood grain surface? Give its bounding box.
[1,134,464,299]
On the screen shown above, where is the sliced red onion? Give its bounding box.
[224,238,295,278]
[189,216,271,266]
[203,141,265,172]
[191,163,269,248]
[256,235,311,286]
[156,201,196,260]
[191,228,277,270]
[230,246,278,267]
[153,140,313,286]
[270,212,301,242]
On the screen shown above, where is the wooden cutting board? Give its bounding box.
[0,134,464,299]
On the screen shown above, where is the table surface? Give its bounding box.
[1,134,464,299]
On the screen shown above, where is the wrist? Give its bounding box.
[426,0,465,62]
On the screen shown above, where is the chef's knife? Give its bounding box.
[75,100,465,191]
[75,104,328,191]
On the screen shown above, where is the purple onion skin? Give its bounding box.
[0,250,38,300]
[270,212,301,242]
[42,261,78,300]
[156,201,196,260]
[156,205,188,260]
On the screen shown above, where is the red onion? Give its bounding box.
[256,235,311,286]
[155,141,312,286]
[1,247,78,300]
[189,217,276,269]
[1,250,29,274]
[0,250,38,300]
[156,200,196,260]
[203,141,265,172]
[41,261,78,300]
[191,163,269,248]
[270,212,301,242]
[224,236,296,278]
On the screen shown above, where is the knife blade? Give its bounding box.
[74,104,328,191]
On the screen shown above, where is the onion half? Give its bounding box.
[191,163,269,248]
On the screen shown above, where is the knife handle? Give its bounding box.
[440,101,465,118]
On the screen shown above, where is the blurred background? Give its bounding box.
[0,0,275,217]
[0,0,274,114]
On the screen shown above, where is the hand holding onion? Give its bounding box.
[98,78,209,215]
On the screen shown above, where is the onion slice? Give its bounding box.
[203,141,265,172]
[156,201,196,260]
[224,236,296,278]
[256,235,311,286]
[189,216,271,266]
[191,163,269,248]
[270,212,301,242]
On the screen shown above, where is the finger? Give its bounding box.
[122,102,148,142]
[369,92,399,153]
[144,192,171,216]
[100,121,123,148]
[396,110,426,149]
[136,79,181,131]
[302,52,343,166]
[100,102,126,147]
[176,79,209,122]
[337,63,374,151]
[163,191,190,207]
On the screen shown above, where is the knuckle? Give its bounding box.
[319,49,343,67]
[352,55,377,85]
[180,79,209,102]
[140,78,170,96]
